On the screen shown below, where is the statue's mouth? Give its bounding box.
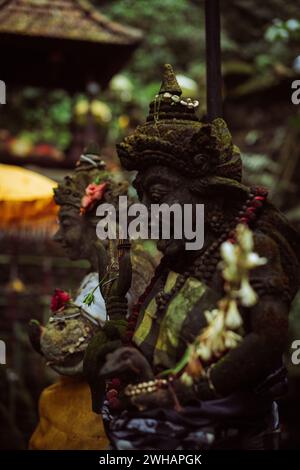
[157,238,172,250]
[99,363,120,378]
[157,238,184,256]
[47,351,84,376]
[99,359,136,380]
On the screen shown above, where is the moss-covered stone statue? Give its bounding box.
[28,147,156,450]
[85,65,300,450]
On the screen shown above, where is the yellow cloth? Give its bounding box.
[0,164,57,201]
[29,377,109,450]
[0,164,58,230]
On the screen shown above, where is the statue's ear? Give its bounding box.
[190,125,221,175]
[76,172,90,194]
[211,118,235,159]
[190,124,214,150]
[205,176,249,199]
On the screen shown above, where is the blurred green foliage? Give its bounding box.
[1,0,300,160]
[99,0,205,83]
[0,88,73,151]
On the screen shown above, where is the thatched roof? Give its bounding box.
[0,0,142,90]
[0,0,141,45]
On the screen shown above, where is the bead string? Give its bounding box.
[155,92,199,109]
[156,186,268,314]
[105,186,268,410]
[125,377,171,397]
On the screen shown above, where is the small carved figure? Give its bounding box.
[29,146,156,449]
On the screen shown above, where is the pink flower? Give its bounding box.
[80,182,107,214]
[50,289,71,312]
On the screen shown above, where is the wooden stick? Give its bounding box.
[205,0,223,120]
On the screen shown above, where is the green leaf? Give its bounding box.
[83,292,95,307]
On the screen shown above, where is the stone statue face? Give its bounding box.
[54,208,90,260]
[135,165,200,257]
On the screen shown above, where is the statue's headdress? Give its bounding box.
[117,64,244,195]
[54,144,128,217]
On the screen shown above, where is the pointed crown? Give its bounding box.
[53,144,128,217]
[146,64,199,123]
[53,144,108,211]
[117,64,242,188]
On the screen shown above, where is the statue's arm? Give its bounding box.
[195,232,291,399]
[206,299,288,398]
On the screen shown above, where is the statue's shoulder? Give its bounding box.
[254,201,300,256]
[252,201,300,300]
[252,227,280,261]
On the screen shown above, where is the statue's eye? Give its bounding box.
[121,352,131,361]
[149,185,166,203]
[56,321,66,331]
[132,178,143,199]
[150,192,162,203]
[62,220,72,229]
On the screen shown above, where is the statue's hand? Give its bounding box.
[99,346,154,385]
[130,388,174,411]
[106,295,128,319]
[103,241,132,320]
[83,320,128,413]
[127,377,198,411]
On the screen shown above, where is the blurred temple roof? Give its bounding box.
[0,0,142,91]
[0,0,141,45]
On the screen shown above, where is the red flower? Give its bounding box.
[80,182,107,215]
[50,289,71,312]
[108,397,121,410]
[106,389,118,400]
[111,378,121,390]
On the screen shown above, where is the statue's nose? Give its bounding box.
[53,229,62,242]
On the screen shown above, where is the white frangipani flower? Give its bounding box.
[204,309,219,324]
[181,372,194,386]
[236,224,253,251]
[222,264,239,283]
[246,252,267,269]
[212,311,224,334]
[224,331,242,349]
[196,343,212,362]
[183,224,268,384]
[210,333,226,355]
[239,277,257,307]
[225,300,243,330]
[221,241,237,265]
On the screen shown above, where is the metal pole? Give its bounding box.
[205,0,222,120]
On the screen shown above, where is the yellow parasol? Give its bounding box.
[0,164,58,237]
